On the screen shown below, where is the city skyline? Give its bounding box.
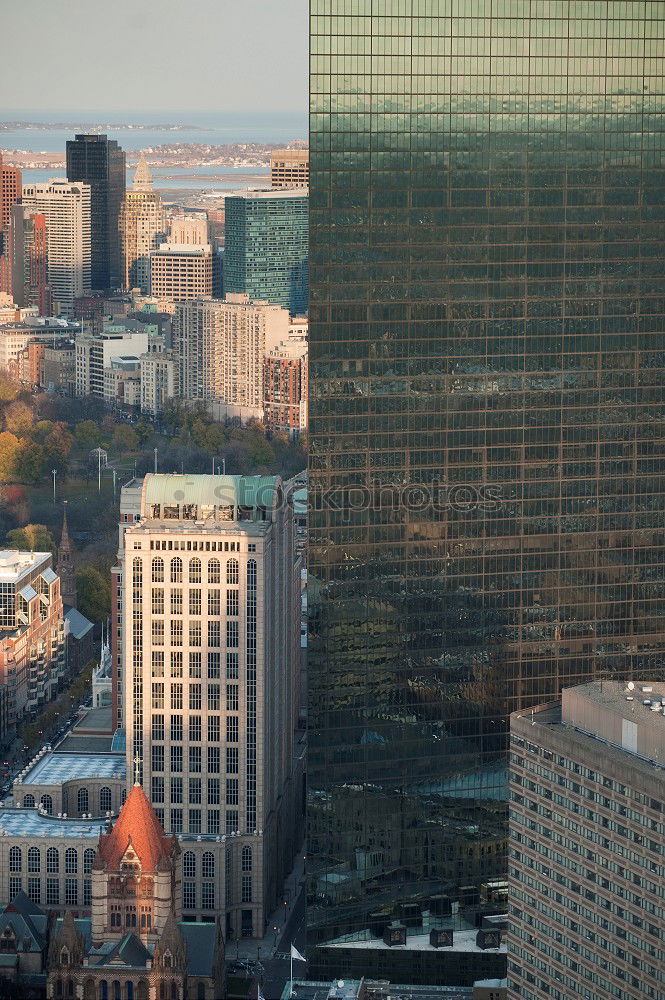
[0,1,664,997]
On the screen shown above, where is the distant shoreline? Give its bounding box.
[0,121,202,131]
[4,141,307,172]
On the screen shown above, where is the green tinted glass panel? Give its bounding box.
[308,0,665,984]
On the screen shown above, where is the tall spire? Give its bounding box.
[133,151,153,191]
[56,502,76,608]
[60,502,72,554]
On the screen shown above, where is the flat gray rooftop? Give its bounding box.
[56,733,115,753]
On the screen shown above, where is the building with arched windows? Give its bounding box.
[0,801,234,925]
[115,474,305,940]
[12,747,126,817]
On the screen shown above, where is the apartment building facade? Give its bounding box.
[173,294,289,407]
[75,325,149,397]
[0,550,66,733]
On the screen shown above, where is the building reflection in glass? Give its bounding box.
[307,0,665,978]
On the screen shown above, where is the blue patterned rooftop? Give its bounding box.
[0,809,101,839]
[20,752,126,786]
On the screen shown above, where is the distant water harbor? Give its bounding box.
[0,108,307,153]
[0,120,201,131]
[0,110,304,192]
[20,165,271,191]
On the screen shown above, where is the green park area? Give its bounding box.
[0,373,306,625]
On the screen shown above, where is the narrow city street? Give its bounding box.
[229,849,307,999]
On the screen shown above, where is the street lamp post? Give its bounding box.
[51,469,57,503]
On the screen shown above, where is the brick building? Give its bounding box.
[0,550,66,735]
[263,337,308,436]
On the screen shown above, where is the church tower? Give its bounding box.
[56,503,76,608]
[91,781,181,947]
[47,779,224,1000]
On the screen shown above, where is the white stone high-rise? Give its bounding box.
[119,153,167,293]
[21,180,92,316]
[115,473,303,939]
[173,294,290,409]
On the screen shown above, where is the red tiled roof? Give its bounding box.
[97,784,174,872]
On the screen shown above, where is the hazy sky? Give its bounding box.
[1,0,307,115]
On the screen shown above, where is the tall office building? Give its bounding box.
[0,151,21,231]
[308,0,665,984]
[509,683,665,1000]
[0,151,22,296]
[223,189,309,314]
[22,181,91,317]
[119,153,168,294]
[66,133,126,291]
[173,294,290,408]
[115,474,304,938]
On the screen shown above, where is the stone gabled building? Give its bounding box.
[0,890,50,998]
[46,782,224,1000]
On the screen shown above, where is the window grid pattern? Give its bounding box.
[308,0,665,966]
[246,559,257,832]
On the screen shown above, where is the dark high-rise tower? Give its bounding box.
[307,0,665,984]
[66,134,125,290]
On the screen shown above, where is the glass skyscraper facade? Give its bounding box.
[66,134,126,291]
[308,0,665,982]
[223,189,309,314]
